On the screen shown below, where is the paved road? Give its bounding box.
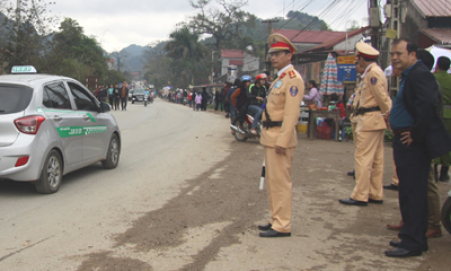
[1,99,451,271]
[0,99,231,270]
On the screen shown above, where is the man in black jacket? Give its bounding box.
[386,39,451,258]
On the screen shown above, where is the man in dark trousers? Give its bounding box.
[201,87,208,111]
[120,81,129,111]
[386,39,451,257]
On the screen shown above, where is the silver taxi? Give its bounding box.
[0,66,121,194]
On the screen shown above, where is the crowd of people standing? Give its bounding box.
[94,81,129,111]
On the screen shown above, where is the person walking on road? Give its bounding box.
[108,84,115,107]
[258,33,304,238]
[222,82,231,117]
[201,87,208,111]
[339,42,392,207]
[195,91,202,111]
[120,82,129,111]
[113,84,120,111]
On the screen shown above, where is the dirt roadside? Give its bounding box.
[76,109,451,271]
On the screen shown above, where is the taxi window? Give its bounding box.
[0,85,33,114]
[67,82,98,112]
[43,82,72,109]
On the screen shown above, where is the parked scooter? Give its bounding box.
[143,94,149,107]
[230,114,261,142]
[441,188,451,234]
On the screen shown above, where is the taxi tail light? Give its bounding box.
[15,156,29,167]
[14,115,46,135]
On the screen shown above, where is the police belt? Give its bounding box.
[262,121,283,128]
[354,106,381,116]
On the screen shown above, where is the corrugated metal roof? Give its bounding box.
[412,0,451,17]
[421,28,451,44]
[305,26,371,53]
[273,29,345,44]
[229,59,244,66]
[221,49,244,59]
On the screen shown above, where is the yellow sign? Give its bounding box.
[337,56,356,64]
[386,29,398,39]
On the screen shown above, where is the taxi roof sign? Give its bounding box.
[11,65,37,74]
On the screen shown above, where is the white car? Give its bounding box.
[0,66,121,194]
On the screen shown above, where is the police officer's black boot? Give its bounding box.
[439,166,450,182]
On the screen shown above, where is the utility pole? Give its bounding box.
[369,0,380,51]
[262,19,279,72]
[385,0,402,96]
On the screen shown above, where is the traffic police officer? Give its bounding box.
[258,33,304,237]
[339,42,392,206]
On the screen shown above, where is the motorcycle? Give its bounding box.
[230,114,261,142]
[143,94,149,107]
[150,96,154,104]
[441,188,451,234]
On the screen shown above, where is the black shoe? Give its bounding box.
[385,247,423,258]
[383,184,399,191]
[347,170,355,177]
[389,241,428,251]
[338,198,368,206]
[389,240,401,247]
[259,229,291,238]
[258,223,272,231]
[368,199,383,204]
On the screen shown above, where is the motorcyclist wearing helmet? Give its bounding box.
[247,73,267,135]
[143,88,151,102]
[230,75,252,128]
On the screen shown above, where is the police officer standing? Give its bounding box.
[339,42,392,206]
[258,33,304,237]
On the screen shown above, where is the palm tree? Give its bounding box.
[164,27,206,86]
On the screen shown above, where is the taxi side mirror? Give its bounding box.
[99,102,111,113]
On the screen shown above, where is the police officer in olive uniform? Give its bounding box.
[339,42,392,206]
[258,33,304,237]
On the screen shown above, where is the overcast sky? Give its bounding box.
[46,0,380,53]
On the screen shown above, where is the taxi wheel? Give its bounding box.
[35,150,62,194]
[102,134,120,169]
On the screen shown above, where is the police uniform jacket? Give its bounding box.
[260,66,304,148]
[354,64,391,132]
[350,85,361,124]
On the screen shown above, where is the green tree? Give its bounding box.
[189,0,256,51]
[164,27,208,87]
[0,0,57,70]
[47,18,107,82]
[142,41,172,90]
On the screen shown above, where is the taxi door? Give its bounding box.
[65,81,108,162]
[41,81,84,167]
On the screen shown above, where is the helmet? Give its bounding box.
[256,73,267,80]
[240,75,251,82]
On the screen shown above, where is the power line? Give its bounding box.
[291,0,346,40]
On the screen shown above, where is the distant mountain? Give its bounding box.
[109,44,149,72]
